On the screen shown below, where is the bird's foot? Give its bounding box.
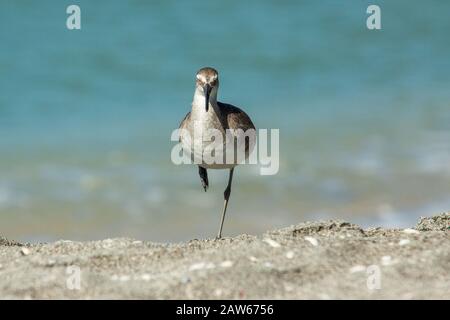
[224,186,231,200]
[201,179,208,192]
[198,166,209,192]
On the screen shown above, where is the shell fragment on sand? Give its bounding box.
[304,236,319,246]
[141,274,151,281]
[349,265,366,273]
[263,238,281,248]
[189,262,215,271]
[403,229,420,234]
[381,255,394,266]
[399,239,410,246]
[220,260,233,268]
[286,251,295,259]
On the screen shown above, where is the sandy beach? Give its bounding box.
[0,213,448,299]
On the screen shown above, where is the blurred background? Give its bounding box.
[0,0,449,242]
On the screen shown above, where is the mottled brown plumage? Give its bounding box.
[179,102,255,144]
[177,67,256,239]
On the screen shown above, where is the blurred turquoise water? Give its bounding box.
[0,1,449,242]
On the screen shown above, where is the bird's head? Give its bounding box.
[195,67,219,112]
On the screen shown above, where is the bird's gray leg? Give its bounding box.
[217,168,234,239]
[198,166,209,192]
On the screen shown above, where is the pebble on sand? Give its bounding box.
[286,251,295,259]
[189,262,215,271]
[20,248,31,256]
[263,238,281,248]
[304,236,319,247]
[381,255,393,266]
[220,261,233,268]
[399,239,410,246]
[403,229,420,234]
[189,262,206,271]
[349,265,366,273]
[141,274,151,281]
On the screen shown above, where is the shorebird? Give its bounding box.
[179,67,256,239]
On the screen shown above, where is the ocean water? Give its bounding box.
[0,1,449,242]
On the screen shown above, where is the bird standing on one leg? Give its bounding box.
[179,67,256,239]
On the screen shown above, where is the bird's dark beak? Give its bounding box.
[204,84,211,112]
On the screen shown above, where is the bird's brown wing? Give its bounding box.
[178,111,191,142]
[219,102,255,132]
[219,102,256,155]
